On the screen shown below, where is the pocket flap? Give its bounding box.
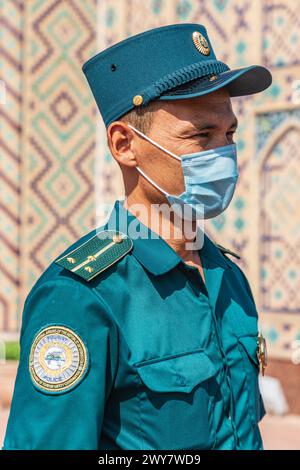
[135,349,217,394]
[238,335,259,366]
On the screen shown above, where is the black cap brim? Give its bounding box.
[157,65,272,100]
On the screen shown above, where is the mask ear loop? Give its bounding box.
[135,166,169,196]
[127,124,182,196]
[127,124,181,161]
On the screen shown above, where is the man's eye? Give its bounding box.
[197,133,209,138]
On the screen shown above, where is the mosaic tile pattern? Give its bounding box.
[0,0,97,331]
[0,0,24,332]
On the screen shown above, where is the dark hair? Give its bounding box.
[118,100,163,134]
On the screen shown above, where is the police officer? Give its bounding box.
[3,23,271,450]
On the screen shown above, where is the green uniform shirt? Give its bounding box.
[3,199,265,450]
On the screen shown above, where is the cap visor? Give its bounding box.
[157,65,272,100]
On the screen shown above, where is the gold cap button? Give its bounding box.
[209,75,217,81]
[113,234,123,244]
[67,257,76,264]
[133,95,143,106]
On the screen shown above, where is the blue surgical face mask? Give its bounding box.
[128,124,239,220]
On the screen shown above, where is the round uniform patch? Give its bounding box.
[29,326,88,393]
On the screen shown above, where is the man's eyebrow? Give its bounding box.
[184,116,239,131]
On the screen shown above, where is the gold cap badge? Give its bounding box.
[192,31,210,56]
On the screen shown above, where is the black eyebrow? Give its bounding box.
[190,116,239,132]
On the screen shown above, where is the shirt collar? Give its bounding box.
[200,232,230,269]
[104,199,182,275]
[104,199,229,275]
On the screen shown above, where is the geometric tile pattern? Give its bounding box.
[262,0,300,68]
[256,111,300,359]
[0,0,24,333]
[24,0,98,292]
[1,0,97,332]
[259,123,300,313]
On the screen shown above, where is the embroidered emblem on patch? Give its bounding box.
[29,326,88,393]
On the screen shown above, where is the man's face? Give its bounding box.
[132,87,238,200]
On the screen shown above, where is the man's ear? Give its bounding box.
[107,121,137,168]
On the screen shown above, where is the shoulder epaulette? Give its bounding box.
[216,243,241,260]
[55,230,133,281]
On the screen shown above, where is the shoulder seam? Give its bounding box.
[216,243,240,260]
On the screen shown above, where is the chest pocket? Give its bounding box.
[238,335,266,424]
[134,349,220,450]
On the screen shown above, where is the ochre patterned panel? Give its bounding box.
[22,0,98,305]
[260,126,300,313]
[0,0,98,332]
[262,0,300,68]
[256,110,300,358]
[0,0,24,332]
